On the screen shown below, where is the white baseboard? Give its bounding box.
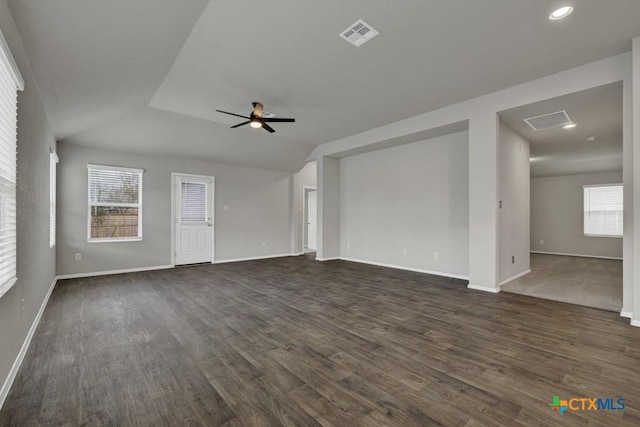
[338,257,469,281]
[0,277,57,411]
[214,253,294,264]
[315,257,340,262]
[291,252,304,256]
[621,310,633,319]
[530,251,622,261]
[631,319,640,328]
[56,265,173,280]
[499,269,531,286]
[58,254,301,278]
[467,284,501,293]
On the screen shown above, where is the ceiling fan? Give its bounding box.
[216,102,295,133]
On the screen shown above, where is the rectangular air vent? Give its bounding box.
[339,19,379,47]
[524,110,573,131]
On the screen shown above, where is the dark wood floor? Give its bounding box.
[2,255,640,426]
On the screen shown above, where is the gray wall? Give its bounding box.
[318,157,340,260]
[531,170,623,258]
[292,161,316,254]
[57,144,294,276]
[339,131,469,277]
[0,0,57,402]
[499,122,530,283]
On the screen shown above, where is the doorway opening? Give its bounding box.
[171,173,215,266]
[303,186,317,253]
[498,82,624,312]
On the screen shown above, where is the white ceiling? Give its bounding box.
[7,0,640,172]
[500,82,622,178]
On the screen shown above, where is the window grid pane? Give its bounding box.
[180,182,207,223]
[90,206,139,239]
[89,169,140,204]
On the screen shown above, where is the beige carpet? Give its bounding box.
[501,253,622,312]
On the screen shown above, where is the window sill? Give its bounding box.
[584,234,623,239]
[88,237,143,243]
[0,277,17,299]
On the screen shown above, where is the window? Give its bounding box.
[583,184,623,238]
[49,149,58,248]
[88,164,143,242]
[180,182,207,222]
[0,31,23,298]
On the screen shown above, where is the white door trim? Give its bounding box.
[302,186,317,252]
[171,172,215,266]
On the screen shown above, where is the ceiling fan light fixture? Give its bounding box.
[250,120,262,129]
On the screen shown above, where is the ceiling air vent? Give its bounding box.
[339,19,379,47]
[524,110,573,131]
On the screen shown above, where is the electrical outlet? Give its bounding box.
[512,256,515,264]
[434,251,439,260]
[20,298,25,311]
[262,241,266,248]
[540,239,544,245]
[347,242,351,249]
[402,248,407,255]
[75,253,82,261]
[223,205,230,211]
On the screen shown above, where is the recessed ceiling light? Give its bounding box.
[549,6,574,20]
[563,123,577,129]
[586,135,596,141]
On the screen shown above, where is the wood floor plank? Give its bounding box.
[288,384,369,427]
[2,255,640,426]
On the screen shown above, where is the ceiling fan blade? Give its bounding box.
[262,122,276,133]
[252,102,263,118]
[230,121,251,128]
[216,110,250,119]
[262,118,295,123]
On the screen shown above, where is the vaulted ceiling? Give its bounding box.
[7,0,640,172]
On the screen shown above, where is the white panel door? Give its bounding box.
[174,175,214,265]
[306,189,317,251]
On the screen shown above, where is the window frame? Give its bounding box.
[0,29,23,299]
[583,183,623,239]
[87,164,144,243]
[49,149,58,248]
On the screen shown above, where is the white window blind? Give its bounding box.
[583,184,623,237]
[0,30,22,298]
[88,164,143,242]
[49,150,58,248]
[180,182,207,222]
